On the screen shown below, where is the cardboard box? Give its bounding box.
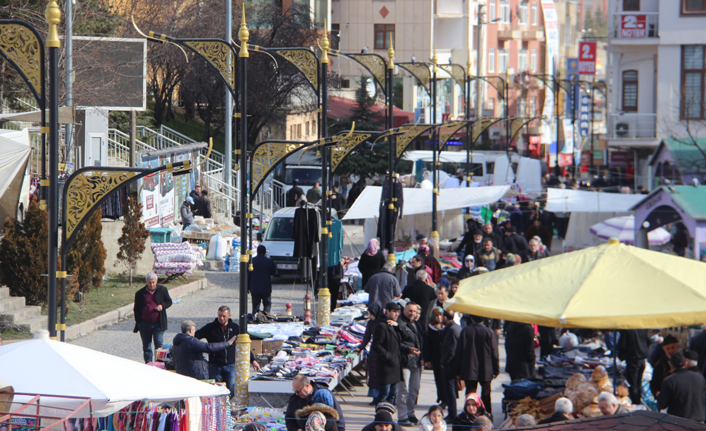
[250,339,263,356]
[262,340,284,355]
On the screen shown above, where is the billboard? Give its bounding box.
[71,37,147,110]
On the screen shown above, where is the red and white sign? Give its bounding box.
[620,15,647,38]
[578,41,596,75]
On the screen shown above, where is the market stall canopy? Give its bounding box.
[590,215,671,246]
[0,107,74,124]
[544,188,643,213]
[0,331,229,417]
[343,185,510,220]
[447,239,706,329]
[0,129,31,229]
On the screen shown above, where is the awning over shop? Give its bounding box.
[343,185,510,220]
[544,188,643,213]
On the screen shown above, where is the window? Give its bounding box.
[519,2,528,24]
[517,99,527,117]
[531,2,538,25]
[488,98,495,116]
[682,0,706,14]
[297,124,302,138]
[499,49,508,72]
[374,24,395,50]
[489,0,496,21]
[305,121,310,136]
[622,70,638,112]
[529,96,537,116]
[518,49,528,72]
[331,23,340,50]
[530,49,537,72]
[623,0,640,11]
[500,0,510,23]
[682,46,706,118]
[488,48,496,73]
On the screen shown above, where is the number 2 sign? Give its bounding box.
[578,41,596,75]
[620,15,647,38]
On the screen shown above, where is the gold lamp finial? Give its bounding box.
[238,3,249,58]
[45,0,61,48]
[387,34,395,69]
[321,20,330,64]
[432,47,438,73]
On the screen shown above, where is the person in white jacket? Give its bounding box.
[418,405,446,431]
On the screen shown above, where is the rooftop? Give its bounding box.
[526,411,706,431]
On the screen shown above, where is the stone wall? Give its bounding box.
[101,220,155,276]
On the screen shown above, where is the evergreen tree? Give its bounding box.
[0,199,47,305]
[66,208,107,296]
[583,7,596,32]
[115,197,150,287]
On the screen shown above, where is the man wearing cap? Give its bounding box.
[649,334,680,397]
[415,234,428,249]
[456,228,484,258]
[657,350,706,421]
[172,320,235,380]
[363,411,395,431]
[372,302,405,404]
[181,197,195,228]
[361,403,402,431]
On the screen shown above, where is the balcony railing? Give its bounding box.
[612,12,659,39]
[608,113,656,139]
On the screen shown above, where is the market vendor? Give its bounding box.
[195,306,260,398]
[286,375,345,431]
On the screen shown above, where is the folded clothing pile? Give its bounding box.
[502,379,544,401]
[151,242,204,274]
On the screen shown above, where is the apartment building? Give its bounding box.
[606,0,706,187]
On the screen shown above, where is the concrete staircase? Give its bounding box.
[0,287,45,333]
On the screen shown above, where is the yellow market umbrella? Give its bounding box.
[447,239,706,329]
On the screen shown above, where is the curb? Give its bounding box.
[63,278,209,341]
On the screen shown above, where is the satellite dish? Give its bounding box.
[0,380,14,414]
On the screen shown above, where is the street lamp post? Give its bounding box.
[431,50,438,241]
[319,26,331,326]
[386,39,396,262]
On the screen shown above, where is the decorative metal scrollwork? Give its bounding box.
[348,54,386,91]
[330,132,373,173]
[439,64,466,93]
[396,125,431,160]
[0,23,42,99]
[398,63,432,95]
[510,117,527,141]
[274,49,319,92]
[472,118,497,143]
[251,142,306,195]
[438,121,467,147]
[65,171,137,240]
[183,40,236,91]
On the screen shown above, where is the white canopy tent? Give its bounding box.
[0,129,31,228]
[343,185,510,220]
[544,188,643,213]
[0,332,229,417]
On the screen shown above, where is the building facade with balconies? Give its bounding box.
[607,0,706,188]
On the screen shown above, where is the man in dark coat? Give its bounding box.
[519,239,548,262]
[482,223,504,250]
[365,263,401,310]
[441,311,462,420]
[249,245,277,313]
[456,229,484,259]
[198,190,212,218]
[503,227,529,255]
[194,306,260,397]
[372,302,404,404]
[172,320,234,380]
[458,315,499,414]
[286,375,346,431]
[504,321,536,381]
[286,180,305,207]
[618,329,651,405]
[649,334,679,398]
[401,270,436,326]
[397,302,423,425]
[657,351,706,421]
[133,273,173,363]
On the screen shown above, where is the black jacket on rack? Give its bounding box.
[293,206,320,259]
[377,177,404,249]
